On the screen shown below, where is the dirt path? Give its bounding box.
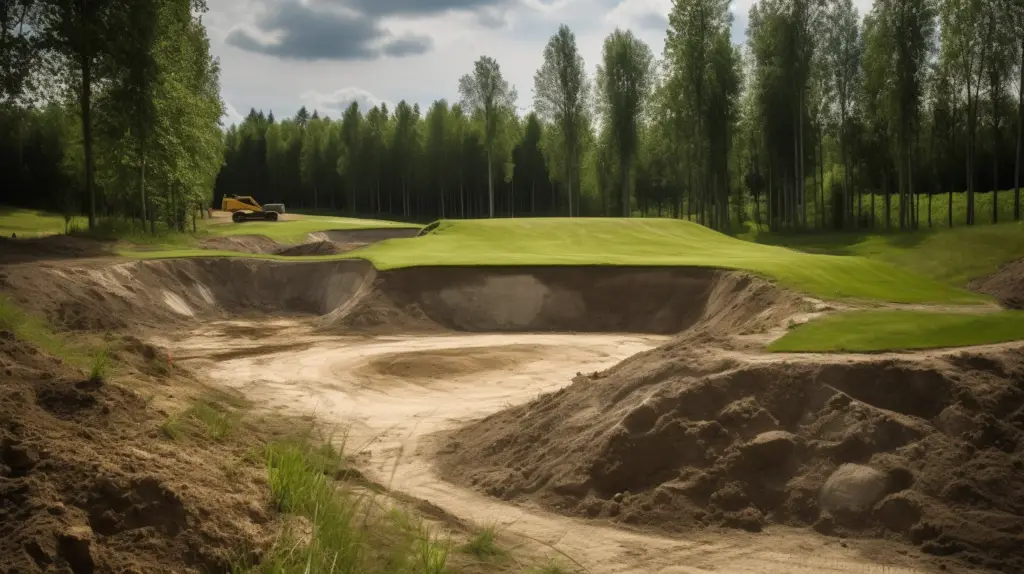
[167,319,957,573]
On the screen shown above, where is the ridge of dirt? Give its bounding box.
[437,344,1024,572]
[1,259,808,337]
[199,235,284,254]
[971,258,1024,309]
[0,332,274,573]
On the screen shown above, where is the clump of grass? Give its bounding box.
[159,398,242,442]
[460,523,505,559]
[88,349,110,382]
[416,530,451,574]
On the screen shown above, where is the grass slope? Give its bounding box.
[352,218,982,304]
[744,221,1024,286]
[770,310,1024,352]
[0,207,86,238]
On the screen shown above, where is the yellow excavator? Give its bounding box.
[221,195,285,223]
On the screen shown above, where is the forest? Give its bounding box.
[3,0,1024,232]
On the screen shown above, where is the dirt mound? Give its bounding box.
[438,345,1024,572]
[972,258,1024,309]
[1,259,376,332]
[275,240,343,256]
[199,235,283,254]
[0,235,111,263]
[307,228,421,244]
[0,333,272,573]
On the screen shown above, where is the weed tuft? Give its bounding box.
[88,349,109,382]
[460,523,504,559]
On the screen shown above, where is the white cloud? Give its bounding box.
[300,87,393,117]
[605,0,671,31]
[222,101,245,127]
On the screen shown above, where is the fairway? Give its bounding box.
[351,218,983,304]
[201,214,420,244]
[0,207,86,238]
[769,310,1024,352]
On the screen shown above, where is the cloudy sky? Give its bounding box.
[206,0,873,126]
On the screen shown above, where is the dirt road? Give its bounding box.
[169,319,952,573]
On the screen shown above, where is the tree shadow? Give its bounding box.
[0,235,113,264]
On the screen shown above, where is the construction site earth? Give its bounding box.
[1,226,1022,574]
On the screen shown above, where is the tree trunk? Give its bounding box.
[487,150,494,218]
[79,2,96,231]
[884,168,891,230]
[1017,37,1024,221]
[621,158,631,217]
[139,131,147,232]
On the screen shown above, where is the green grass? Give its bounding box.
[160,397,243,442]
[459,524,504,559]
[769,310,1024,352]
[744,220,1024,287]
[200,214,420,244]
[0,207,86,237]
[0,294,97,369]
[1,205,419,246]
[351,218,982,304]
[240,435,453,574]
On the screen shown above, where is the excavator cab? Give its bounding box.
[221,195,283,222]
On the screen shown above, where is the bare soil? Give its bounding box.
[3,249,1022,573]
[438,344,1024,572]
[971,258,1024,309]
[0,332,274,574]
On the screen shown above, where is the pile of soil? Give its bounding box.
[438,345,1024,572]
[199,235,283,254]
[0,333,272,573]
[972,258,1024,309]
[274,240,344,256]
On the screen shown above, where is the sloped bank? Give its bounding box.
[0,258,805,335]
[437,344,1024,572]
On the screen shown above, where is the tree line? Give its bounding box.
[0,0,223,232]
[218,0,1024,231]
[3,0,1023,233]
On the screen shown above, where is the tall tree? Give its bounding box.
[596,29,655,217]
[823,0,862,228]
[534,24,589,217]
[459,55,517,218]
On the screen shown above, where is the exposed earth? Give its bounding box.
[2,234,1023,573]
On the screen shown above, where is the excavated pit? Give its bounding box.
[5,253,1022,571]
[0,258,805,336]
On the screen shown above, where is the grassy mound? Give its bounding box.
[770,310,1024,352]
[353,218,981,304]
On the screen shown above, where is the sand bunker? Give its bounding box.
[438,345,1024,572]
[356,345,544,382]
[1,259,805,337]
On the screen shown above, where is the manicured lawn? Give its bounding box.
[769,310,1024,352]
[0,205,420,245]
[0,207,86,237]
[350,218,983,304]
[200,215,419,243]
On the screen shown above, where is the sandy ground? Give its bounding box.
[164,319,954,573]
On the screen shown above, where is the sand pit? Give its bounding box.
[0,258,805,337]
[356,345,544,382]
[438,344,1024,572]
[4,249,1021,572]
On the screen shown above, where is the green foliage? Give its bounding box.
[160,398,242,442]
[459,523,504,559]
[88,349,110,382]
[769,310,1024,352]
